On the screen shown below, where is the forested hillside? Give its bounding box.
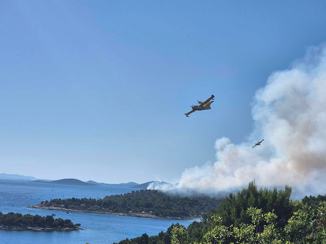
[36,190,221,219]
[117,183,326,244]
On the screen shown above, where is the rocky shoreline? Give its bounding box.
[0,224,80,232]
[32,204,195,220]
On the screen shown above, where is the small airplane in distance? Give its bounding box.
[252,139,264,148]
[185,95,215,117]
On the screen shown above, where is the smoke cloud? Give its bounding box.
[150,45,326,196]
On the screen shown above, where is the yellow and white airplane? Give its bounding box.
[185,95,215,117]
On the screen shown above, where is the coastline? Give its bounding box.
[32,205,199,221]
[0,225,80,232]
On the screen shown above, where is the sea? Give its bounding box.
[0,180,194,244]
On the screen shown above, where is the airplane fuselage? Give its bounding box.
[192,100,214,110]
[192,105,211,111]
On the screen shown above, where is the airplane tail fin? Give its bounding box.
[185,110,194,117]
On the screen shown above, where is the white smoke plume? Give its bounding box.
[150,45,326,197]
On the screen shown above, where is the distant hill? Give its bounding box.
[35,178,91,186]
[33,178,172,190]
[34,178,146,188]
[0,173,36,181]
[51,178,91,185]
[86,180,98,185]
[100,182,139,188]
[137,181,171,190]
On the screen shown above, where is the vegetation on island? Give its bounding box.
[117,183,326,244]
[36,190,221,219]
[0,212,80,231]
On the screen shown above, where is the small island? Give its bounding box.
[0,212,80,231]
[34,190,221,219]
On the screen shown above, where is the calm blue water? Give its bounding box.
[0,180,193,244]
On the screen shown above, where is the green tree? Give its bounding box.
[285,201,326,243]
[170,224,188,244]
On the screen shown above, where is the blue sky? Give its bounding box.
[0,1,326,183]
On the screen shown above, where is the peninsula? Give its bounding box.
[34,190,221,219]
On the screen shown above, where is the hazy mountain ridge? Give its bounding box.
[32,178,168,189]
[0,173,36,181]
[34,178,91,186]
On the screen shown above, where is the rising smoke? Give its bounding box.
[150,45,326,197]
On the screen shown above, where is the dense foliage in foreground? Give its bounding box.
[38,190,221,218]
[117,183,326,244]
[0,212,80,231]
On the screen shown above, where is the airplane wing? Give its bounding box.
[202,95,215,105]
